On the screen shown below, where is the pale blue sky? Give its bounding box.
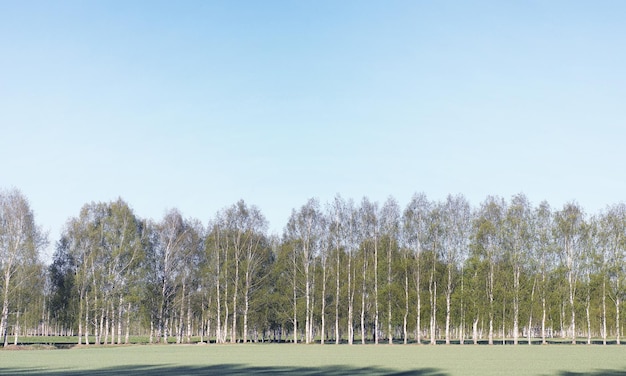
[1,1,625,260]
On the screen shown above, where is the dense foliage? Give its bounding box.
[2,188,626,345]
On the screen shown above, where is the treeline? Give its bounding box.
[1,187,626,346]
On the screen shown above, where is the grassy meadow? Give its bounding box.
[2,343,626,375]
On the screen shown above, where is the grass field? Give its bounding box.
[2,343,626,375]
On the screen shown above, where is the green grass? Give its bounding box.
[1,344,626,375]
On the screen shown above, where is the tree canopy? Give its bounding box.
[3,188,626,346]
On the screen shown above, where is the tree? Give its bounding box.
[503,193,533,345]
[328,195,347,344]
[534,201,554,345]
[403,193,431,344]
[329,196,359,345]
[359,197,380,344]
[473,196,506,345]
[285,198,324,344]
[381,197,400,345]
[600,203,626,344]
[554,202,586,344]
[99,199,145,345]
[150,209,198,343]
[0,189,47,346]
[227,201,269,343]
[441,194,471,345]
[48,236,78,334]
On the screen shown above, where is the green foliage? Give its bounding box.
[6,187,626,346]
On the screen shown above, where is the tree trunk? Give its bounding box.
[602,279,607,345]
[187,294,192,344]
[232,261,239,344]
[473,317,479,345]
[244,272,250,344]
[374,240,379,345]
[293,248,298,344]
[321,260,327,345]
[13,309,19,346]
[430,279,437,345]
[445,264,452,345]
[163,317,169,344]
[616,296,621,345]
[104,305,110,345]
[348,252,354,345]
[541,273,547,345]
[513,267,520,345]
[528,278,536,346]
[125,302,131,344]
[215,241,223,344]
[586,290,591,345]
[570,277,576,345]
[85,296,90,345]
[488,262,494,345]
[459,266,465,345]
[403,271,409,345]
[416,262,421,345]
[361,268,366,345]
[305,255,311,344]
[429,253,436,346]
[387,241,392,345]
[335,247,340,345]
[78,294,84,345]
[0,265,12,347]
[117,296,123,345]
[177,282,185,344]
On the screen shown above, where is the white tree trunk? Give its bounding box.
[374,241,379,345]
[416,266,421,345]
[348,252,354,345]
[231,263,238,344]
[335,249,340,345]
[513,268,520,345]
[243,272,250,344]
[125,302,131,344]
[305,260,311,344]
[117,296,123,344]
[1,270,11,347]
[321,261,326,345]
[445,265,452,345]
[403,271,409,345]
[616,296,621,345]
[602,280,607,345]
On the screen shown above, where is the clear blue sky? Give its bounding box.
[1,1,625,261]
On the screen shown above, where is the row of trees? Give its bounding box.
[2,187,626,346]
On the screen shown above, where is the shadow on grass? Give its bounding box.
[557,372,626,376]
[0,364,446,376]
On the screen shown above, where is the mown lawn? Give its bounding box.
[1,343,626,375]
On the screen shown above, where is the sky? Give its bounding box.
[1,1,625,262]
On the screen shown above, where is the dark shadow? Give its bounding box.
[0,364,447,376]
[557,371,626,376]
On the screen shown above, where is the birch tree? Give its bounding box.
[381,197,400,344]
[403,193,431,344]
[554,202,586,344]
[503,193,532,345]
[601,203,626,344]
[473,196,506,345]
[328,195,347,344]
[441,194,471,345]
[359,197,380,344]
[152,209,195,343]
[285,198,323,344]
[0,189,47,346]
[534,201,554,344]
